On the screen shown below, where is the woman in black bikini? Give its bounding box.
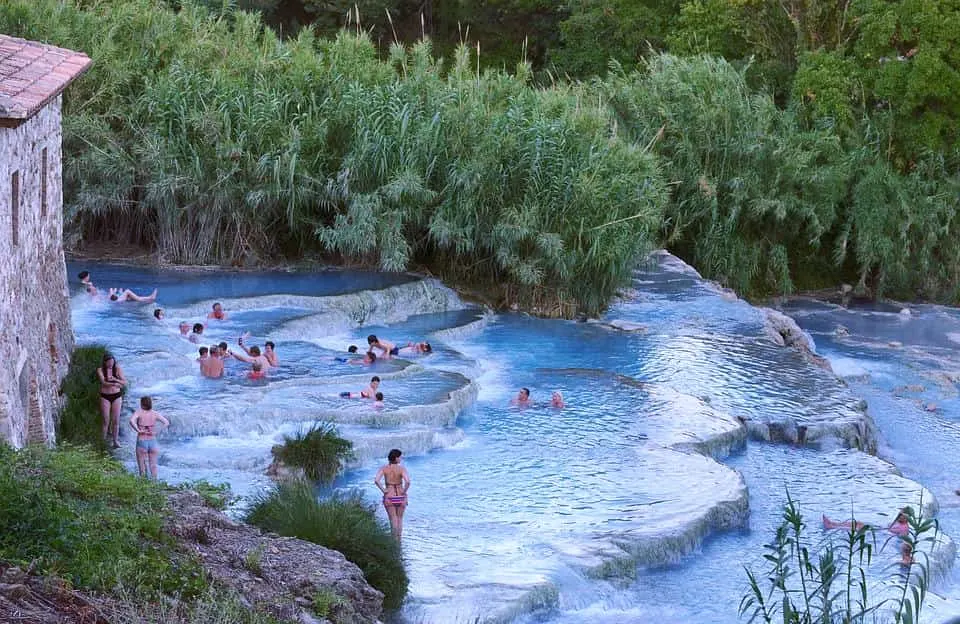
[97,353,127,448]
[374,449,411,542]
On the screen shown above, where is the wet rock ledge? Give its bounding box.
[165,490,383,624]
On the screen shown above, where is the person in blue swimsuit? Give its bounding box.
[129,396,169,480]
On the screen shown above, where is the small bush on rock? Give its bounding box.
[272,422,354,484]
[245,479,408,610]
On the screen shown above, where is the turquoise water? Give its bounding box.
[67,257,960,623]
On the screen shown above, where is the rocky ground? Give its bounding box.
[0,490,383,624]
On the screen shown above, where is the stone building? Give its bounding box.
[0,35,91,447]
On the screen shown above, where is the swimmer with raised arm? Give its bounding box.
[340,376,380,399]
[231,341,271,372]
[374,449,411,541]
[823,507,914,565]
[368,334,399,358]
[108,287,158,303]
[207,302,228,321]
[129,396,169,480]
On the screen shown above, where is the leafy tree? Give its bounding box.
[852,0,960,161]
[550,0,680,77]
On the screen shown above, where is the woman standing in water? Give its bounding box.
[97,353,127,448]
[129,396,169,480]
[374,449,411,541]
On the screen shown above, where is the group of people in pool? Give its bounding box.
[83,270,418,539]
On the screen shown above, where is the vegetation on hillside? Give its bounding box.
[0,444,206,597]
[246,479,409,610]
[57,344,109,452]
[1,0,957,309]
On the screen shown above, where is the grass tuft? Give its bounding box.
[245,479,408,610]
[271,422,354,485]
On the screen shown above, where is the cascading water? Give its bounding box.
[67,257,960,623]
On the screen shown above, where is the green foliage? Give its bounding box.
[792,51,859,133]
[311,587,348,618]
[549,0,680,77]
[0,444,207,598]
[0,0,663,316]
[604,55,849,296]
[741,492,936,624]
[245,479,408,610]
[852,0,960,160]
[56,345,109,453]
[243,543,265,576]
[178,480,233,510]
[272,422,354,484]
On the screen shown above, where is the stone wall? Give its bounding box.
[0,96,74,447]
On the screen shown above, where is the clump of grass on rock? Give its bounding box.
[271,421,354,484]
[245,479,408,610]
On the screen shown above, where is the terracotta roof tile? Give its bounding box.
[0,34,92,122]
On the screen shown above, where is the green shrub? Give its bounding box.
[272,422,354,485]
[178,480,233,510]
[0,444,207,598]
[245,479,408,610]
[57,345,109,452]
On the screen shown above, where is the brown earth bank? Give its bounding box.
[0,490,383,624]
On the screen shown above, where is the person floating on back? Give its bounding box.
[401,341,432,355]
[108,287,158,303]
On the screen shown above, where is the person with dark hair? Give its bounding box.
[231,342,271,375]
[512,388,531,406]
[368,334,399,358]
[374,449,411,541]
[401,341,433,355]
[78,271,97,296]
[189,323,204,344]
[108,287,158,303]
[372,392,385,409]
[129,396,169,480]
[201,346,224,378]
[153,308,164,321]
[207,302,228,321]
[263,341,279,367]
[248,361,267,380]
[348,345,359,354]
[346,351,377,366]
[340,376,381,399]
[97,353,127,448]
[217,341,232,360]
